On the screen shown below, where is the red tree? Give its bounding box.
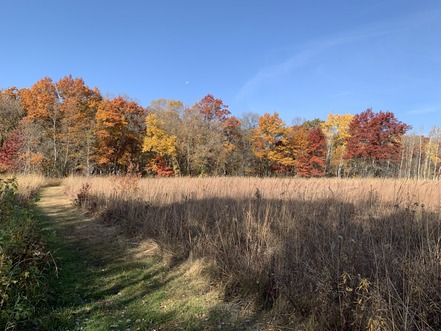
[195,94,231,123]
[345,109,411,176]
[0,130,24,172]
[296,127,327,177]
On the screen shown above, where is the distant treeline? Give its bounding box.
[0,76,439,178]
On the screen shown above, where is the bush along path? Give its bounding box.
[0,178,50,330]
[36,185,262,331]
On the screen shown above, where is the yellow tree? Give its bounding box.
[251,112,289,175]
[321,113,353,177]
[142,113,179,176]
[423,126,441,179]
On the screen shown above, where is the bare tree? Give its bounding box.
[0,92,24,146]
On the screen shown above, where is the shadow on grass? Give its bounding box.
[35,187,264,330]
[35,185,441,330]
[85,191,441,330]
[34,193,176,330]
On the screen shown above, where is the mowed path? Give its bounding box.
[36,186,250,331]
[37,185,128,268]
[36,185,173,330]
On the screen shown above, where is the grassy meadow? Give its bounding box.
[62,175,441,330]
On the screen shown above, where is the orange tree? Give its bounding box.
[19,77,60,176]
[251,112,289,176]
[56,75,102,175]
[95,96,146,173]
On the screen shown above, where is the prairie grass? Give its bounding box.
[63,176,441,209]
[63,176,441,330]
[1,173,48,199]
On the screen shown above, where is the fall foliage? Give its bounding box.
[95,96,145,173]
[321,113,353,177]
[1,75,437,178]
[143,113,178,176]
[0,129,24,172]
[0,91,24,146]
[345,108,411,176]
[252,112,288,175]
[296,127,327,177]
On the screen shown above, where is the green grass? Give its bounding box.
[35,186,261,331]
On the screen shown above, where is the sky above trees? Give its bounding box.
[1,1,440,132]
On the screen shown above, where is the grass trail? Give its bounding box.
[36,186,261,331]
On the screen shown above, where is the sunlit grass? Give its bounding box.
[0,173,47,199]
[63,175,441,210]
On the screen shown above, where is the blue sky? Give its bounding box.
[1,1,440,132]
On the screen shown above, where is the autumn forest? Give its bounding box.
[1,75,440,178]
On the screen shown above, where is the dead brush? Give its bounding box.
[74,182,91,207]
[111,164,142,197]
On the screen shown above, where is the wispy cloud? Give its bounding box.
[330,90,354,98]
[235,49,314,101]
[406,106,441,116]
[235,20,406,102]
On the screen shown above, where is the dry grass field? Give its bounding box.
[1,173,48,199]
[63,175,441,330]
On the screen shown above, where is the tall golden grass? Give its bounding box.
[0,173,47,199]
[64,176,440,209]
[63,175,441,330]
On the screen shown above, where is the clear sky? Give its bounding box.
[1,1,440,132]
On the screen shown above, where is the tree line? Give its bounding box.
[0,76,440,178]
